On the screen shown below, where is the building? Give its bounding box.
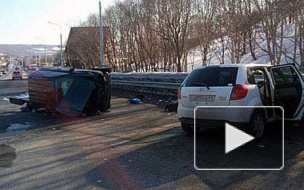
[65,27,111,69]
[0,53,9,69]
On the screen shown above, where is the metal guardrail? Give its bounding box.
[111,80,181,90]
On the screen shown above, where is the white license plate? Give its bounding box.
[189,95,215,102]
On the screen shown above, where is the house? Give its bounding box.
[65,27,111,69]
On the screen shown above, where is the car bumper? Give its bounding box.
[178,117,248,128]
[178,105,252,123]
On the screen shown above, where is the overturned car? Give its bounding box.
[10,67,111,117]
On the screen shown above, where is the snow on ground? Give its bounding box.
[111,72,188,82]
[15,93,29,99]
[187,23,301,72]
[7,122,33,132]
[2,93,29,103]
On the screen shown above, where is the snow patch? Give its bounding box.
[15,93,29,99]
[187,23,302,72]
[7,122,33,132]
[111,72,188,83]
[3,97,9,101]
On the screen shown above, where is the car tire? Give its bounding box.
[181,123,201,136]
[249,110,266,139]
[12,78,15,80]
[182,123,193,136]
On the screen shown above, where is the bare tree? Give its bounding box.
[68,0,304,72]
[192,0,218,66]
[253,0,287,65]
[154,0,192,72]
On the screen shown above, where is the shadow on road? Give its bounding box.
[85,123,304,189]
[0,144,16,168]
[0,97,174,189]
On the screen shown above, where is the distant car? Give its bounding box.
[12,70,22,80]
[0,72,3,77]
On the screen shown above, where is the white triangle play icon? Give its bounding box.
[225,123,255,154]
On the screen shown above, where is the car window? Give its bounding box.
[247,68,266,84]
[184,67,238,87]
[272,66,300,85]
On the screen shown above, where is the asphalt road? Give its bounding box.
[0,80,304,189]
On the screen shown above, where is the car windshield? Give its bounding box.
[184,67,238,87]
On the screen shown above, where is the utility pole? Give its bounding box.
[36,37,48,67]
[38,51,40,67]
[44,45,47,66]
[99,0,104,66]
[60,33,63,67]
[48,22,63,67]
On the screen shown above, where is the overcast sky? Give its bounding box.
[0,0,114,45]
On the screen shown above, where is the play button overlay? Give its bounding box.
[194,106,284,170]
[225,123,254,154]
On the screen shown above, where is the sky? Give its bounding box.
[0,0,114,45]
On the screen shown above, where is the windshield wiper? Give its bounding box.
[191,82,210,90]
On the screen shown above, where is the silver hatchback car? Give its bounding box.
[178,64,304,138]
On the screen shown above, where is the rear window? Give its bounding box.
[184,67,238,87]
[13,71,20,74]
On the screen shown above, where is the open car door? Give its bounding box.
[270,65,304,118]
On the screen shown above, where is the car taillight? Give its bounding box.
[230,84,248,100]
[178,85,182,99]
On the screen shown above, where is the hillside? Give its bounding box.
[0,44,60,57]
[187,23,302,72]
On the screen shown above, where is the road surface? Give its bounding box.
[0,80,304,189]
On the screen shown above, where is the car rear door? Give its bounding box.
[269,65,304,118]
[180,67,238,108]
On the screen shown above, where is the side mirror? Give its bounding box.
[257,80,266,88]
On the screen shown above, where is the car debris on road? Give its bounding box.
[130,98,141,104]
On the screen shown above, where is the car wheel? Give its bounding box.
[181,123,201,136]
[12,78,15,80]
[249,110,266,139]
[182,123,193,136]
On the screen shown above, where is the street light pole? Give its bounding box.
[60,33,63,67]
[99,0,104,66]
[36,37,47,66]
[45,45,47,66]
[38,48,40,67]
[48,22,63,67]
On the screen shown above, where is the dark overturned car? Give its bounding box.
[10,67,111,117]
